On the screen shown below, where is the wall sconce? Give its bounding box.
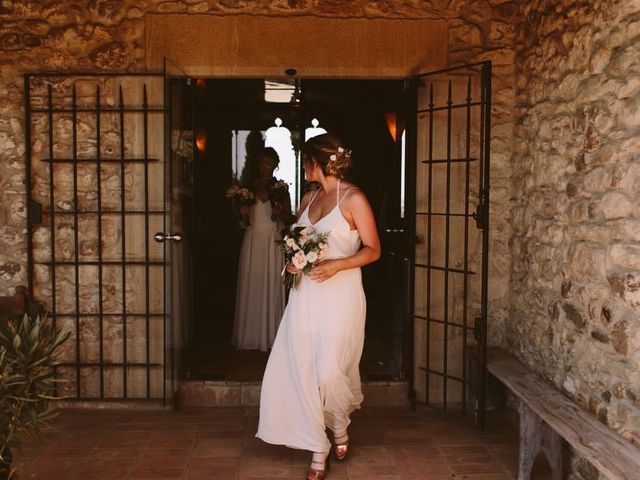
[385,112,397,142]
[195,128,206,153]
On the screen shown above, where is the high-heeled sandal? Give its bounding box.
[305,453,330,480]
[333,434,349,461]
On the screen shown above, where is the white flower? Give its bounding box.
[286,238,297,248]
[306,251,318,263]
[329,154,337,161]
[338,147,344,153]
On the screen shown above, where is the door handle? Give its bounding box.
[154,232,183,243]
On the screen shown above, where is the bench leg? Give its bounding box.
[518,403,562,480]
[540,422,563,480]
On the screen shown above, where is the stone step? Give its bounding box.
[178,380,410,408]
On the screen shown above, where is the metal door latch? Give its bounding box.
[154,232,183,242]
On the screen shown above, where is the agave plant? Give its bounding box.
[0,314,69,479]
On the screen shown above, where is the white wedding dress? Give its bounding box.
[256,182,365,454]
[232,198,285,351]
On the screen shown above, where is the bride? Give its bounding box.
[232,147,292,351]
[256,134,381,479]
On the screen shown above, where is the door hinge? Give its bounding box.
[473,316,483,343]
[475,190,488,230]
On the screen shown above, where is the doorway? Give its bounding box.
[183,78,409,382]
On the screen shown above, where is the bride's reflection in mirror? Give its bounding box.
[231,147,293,351]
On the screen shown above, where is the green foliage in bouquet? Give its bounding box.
[277,225,330,289]
[0,314,69,477]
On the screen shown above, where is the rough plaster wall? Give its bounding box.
[511,0,640,461]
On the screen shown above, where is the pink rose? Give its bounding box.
[292,251,308,270]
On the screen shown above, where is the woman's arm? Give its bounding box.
[274,193,295,225]
[284,189,316,275]
[296,190,315,221]
[307,189,381,282]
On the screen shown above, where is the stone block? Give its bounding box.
[361,381,410,407]
[179,381,242,407]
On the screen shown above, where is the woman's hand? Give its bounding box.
[307,260,340,282]
[286,263,301,275]
[271,201,283,216]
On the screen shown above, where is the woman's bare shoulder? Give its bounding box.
[341,183,365,201]
[297,189,316,215]
[300,189,316,205]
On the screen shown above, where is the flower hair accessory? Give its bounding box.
[329,146,351,162]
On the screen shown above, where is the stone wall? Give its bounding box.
[510,0,640,462]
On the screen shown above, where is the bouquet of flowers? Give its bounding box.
[269,179,289,203]
[277,224,329,289]
[269,179,294,223]
[226,183,255,227]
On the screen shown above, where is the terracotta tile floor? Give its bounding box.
[13,406,518,479]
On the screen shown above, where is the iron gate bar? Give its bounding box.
[417,102,482,114]
[421,158,477,164]
[57,362,162,367]
[28,72,162,77]
[47,86,57,330]
[442,80,453,410]
[96,85,105,398]
[415,264,476,275]
[415,61,490,77]
[72,86,81,397]
[416,212,469,217]
[40,158,160,163]
[118,86,128,398]
[40,261,165,265]
[53,313,164,316]
[404,78,418,408]
[419,368,470,384]
[414,315,475,330]
[478,62,492,428]
[162,68,171,403]
[31,108,164,113]
[41,210,165,214]
[425,82,434,405]
[24,76,35,296]
[462,76,473,415]
[143,85,151,399]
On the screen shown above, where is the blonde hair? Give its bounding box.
[302,133,351,179]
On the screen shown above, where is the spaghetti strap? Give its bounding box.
[338,186,356,206]
[308,188,321,207]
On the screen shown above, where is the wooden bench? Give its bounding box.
[487,349,640,480]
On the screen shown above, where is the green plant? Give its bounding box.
[0,314,69,479]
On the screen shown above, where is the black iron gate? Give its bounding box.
[25,73,169,400]
[407,61,491,427]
